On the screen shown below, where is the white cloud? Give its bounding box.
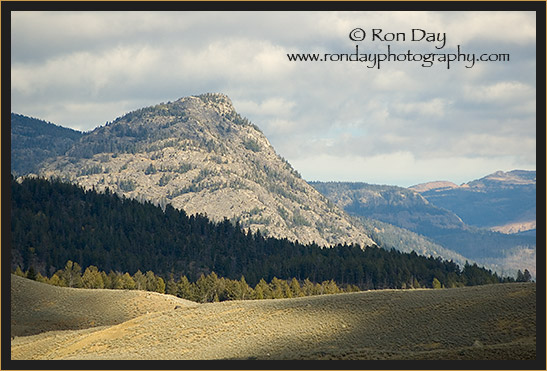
[291,152,534,187]
[392,98,449,118]
[10,10,537,185]
[464,81,535,105]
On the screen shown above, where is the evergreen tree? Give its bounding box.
[166,277,178,296]
[253,278,271,299]
[302,278,316,296]
[133,270,147,290]
[120,272,136,289]
[82,265,105,289]
[48,273,65,286]
[26,266,37,281]
[177,276,195,301]
[432,277,442,289]
[61,261,82,287]
[289,278,303,297]
[14,266,25,277]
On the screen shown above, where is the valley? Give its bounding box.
[8,93,539,363]
[10,94,536,277]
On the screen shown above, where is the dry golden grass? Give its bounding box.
[10,274,536,360]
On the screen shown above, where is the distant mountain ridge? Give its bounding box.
[11,113,83,176]
[311,180,536,277]
[29,93,374,248]
[410,170,536,233]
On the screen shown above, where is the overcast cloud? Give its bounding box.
[11,10,537,186]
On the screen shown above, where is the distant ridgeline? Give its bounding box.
[10,113,83,176]
[11,176,521,296]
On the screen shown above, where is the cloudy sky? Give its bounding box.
[11,9,537,187]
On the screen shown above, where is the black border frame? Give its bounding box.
[1,2,545,370]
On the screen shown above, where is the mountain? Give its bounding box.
[311,181,536,277]
[310,182,467,234]
[10,113,83,176]
[410,170,536,234]
[31,93,374,248]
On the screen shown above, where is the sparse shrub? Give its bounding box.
[158,174,172,187]
[144,164,157,175]
[118,179,137,192]
[243,138,261,152]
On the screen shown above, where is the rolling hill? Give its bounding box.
[10,275,536,361]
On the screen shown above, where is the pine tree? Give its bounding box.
[133,270,147,290]
[26,266,37,281]
[82,266,105,289]
[289,278,303,297]
[253,278,271,299]
[177,275,194,301]
[61,261,83,288]
[302,278,316,296]
[166,277,178,296]
[48,273,65,286]
[35,272,47,283]
[14,266,25,277]
[432,277,442,289]
[120,272,136,289]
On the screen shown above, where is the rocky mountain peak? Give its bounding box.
[38,94,375,248]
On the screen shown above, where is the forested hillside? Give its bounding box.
[11,177,508,290]
[311,181,536,277]
[11,113,83,176]
[412,170,536,233]
[34,94,374,248]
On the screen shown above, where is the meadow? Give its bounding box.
[10,274,536,360]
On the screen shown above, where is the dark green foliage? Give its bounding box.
[11,177,509,292]
[11,113,84,176]
[118,179,137,192]
[77,164,104,176]
[13,264,355,303]
[26,266,37,281]
[144,164,157,175]
[243,138,261,152]
[516,269,532,282]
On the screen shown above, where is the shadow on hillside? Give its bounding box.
[220,284,536,360]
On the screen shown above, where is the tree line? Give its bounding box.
[11,176,520,295]
[14,261,360,303]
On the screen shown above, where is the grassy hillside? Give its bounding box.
[11,275,536,361]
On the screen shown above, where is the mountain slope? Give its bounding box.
[36,93,374,248]
[11,113,83,176]
[311,181,536,276]
[410,170,536,233]
[15,176,497,289]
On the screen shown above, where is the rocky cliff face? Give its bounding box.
[38,93,375,248]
